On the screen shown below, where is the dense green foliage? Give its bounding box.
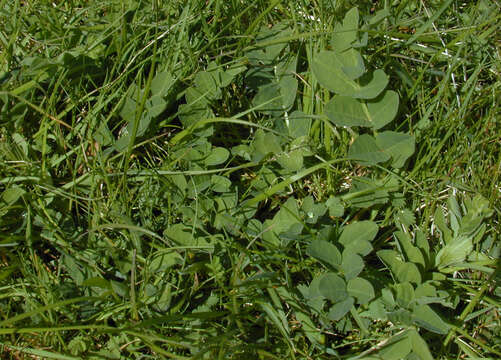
[0,0,500,358]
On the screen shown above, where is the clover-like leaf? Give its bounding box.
[341,250,364,280]
[307,240,342,269]
[375,131,415,168]
[327,297,354,321]
[347,277,375,305]
[354,69,389,99]
[330,7,359,52]
[412,304,450,334]
[325,90,398,129]
[435,235,473,269]
[205,147,230,166]
[339,220,378,256]
[313,50,388,99]
[319,273,348,302]
[348,134,390,165]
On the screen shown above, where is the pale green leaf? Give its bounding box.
[368,90,399,129]
[251,129,282,162]
[408,329,434,360]
[435,235,473,269]
[394,282,415,308]
[412,305,450,334]
[211,175,231,193]
[325,95,369,127]
[277,149,303,171]
[319,273,348,302]
[348,134,390,165]
[347,277,375,305]
[150,71,174,96]
[339,220,378,256]
[375,131,415,168]
[205,147,230,166]
[341,250,364,280]
[331,7,359,51]
[307,240,342,269]
[325,90,398,129]
[378,334,412,360]
[395,231,426,268]
[327,297,354,321]
[326,196,344,217]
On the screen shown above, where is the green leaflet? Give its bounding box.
[325,91,399,129]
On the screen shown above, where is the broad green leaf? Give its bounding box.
[273,198,302,234]
[262,220,280,247]
[249,23,292,65]
[347,277,375,305]
[370,8,390,26]
[150,71,173,96]
[348,134,390,165]
[12,133,29,156]
[288,111,311,138]
[146,95,167,118]
[149,251,182,273]
[231,144,251,160]
[341,250,364,280]
[326,196,344,217]
[194,71,221,100]
[408,329,434,360]
[82,277,111,289]
[311,50,360,95]
[325,91,398,128]
[205,147,230,166]
[375,131,415,168]
[378,334,412,360]
[119,95,136,124]
[395,231,426,268]
[295,311,325,345]
[251,129,282,162]
[339,220,377,256]
[325,95,369,127]
[435,235,473,269]
[185,86,210,106]
[252,76,297,116]
[337,48,365,79]
[395,262,422,285]
[2,186,25,204]
[434,207,453,244]
[307,240,342,269]
[327,297,354,321]
[394,282,415,308]
[178,103,213,128]
[252,54,297,116]
[368,90,399,129]
[164,224,193,246]
[301,196,327,224]
[412,304,450,334]
[211,175,231,193]
[277,149,303,172]
[331,7,359,51]
[339,221,378,246]
[415,230,430,265]
[460,194,493,237]
[319,273,348,302]
[219,64,246,87]
[387,309,413,327]
[345,176,391,209]
[378,250,422,284]
[354,69,389,99]
[414,282,437,300]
